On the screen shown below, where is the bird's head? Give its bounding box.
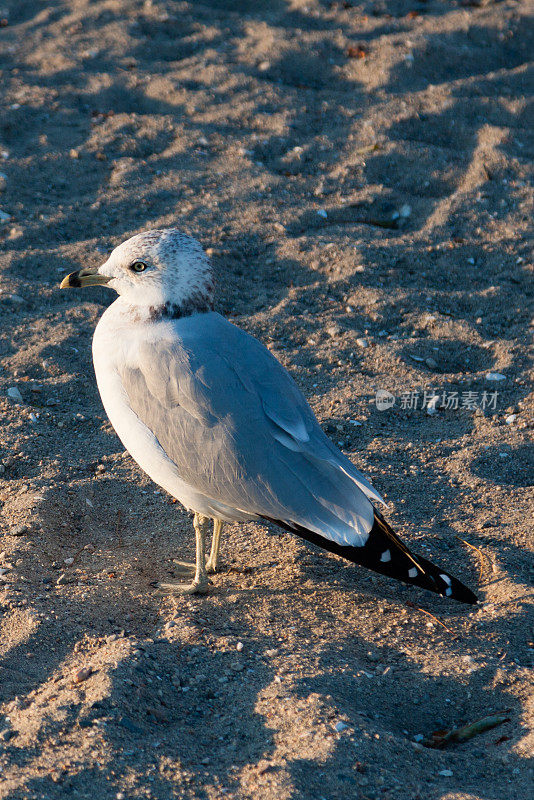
[60,228,214,317]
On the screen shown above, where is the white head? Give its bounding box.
[61,229,214,317]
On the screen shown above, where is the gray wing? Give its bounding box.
[118,312,384,546]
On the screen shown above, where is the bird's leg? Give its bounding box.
[173,518,224,574]
[158,512,209,595]
[206,519,223,574]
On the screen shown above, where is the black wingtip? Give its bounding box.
[369,511,479,605]
[263,511,478,605]
[414,554,479,605]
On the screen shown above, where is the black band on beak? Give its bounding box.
[60,268,112,289]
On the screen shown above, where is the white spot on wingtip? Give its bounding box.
[380,550,391,563]
[408,567,418,578]
[440,573,452,586]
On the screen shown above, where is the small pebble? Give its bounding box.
[425,357,438,369]
[486,372,506,381]
[7,387,23,403]
[399,204,411,218]
[505,414,516,424]
[73,667,93,683]
[334,721,348,732]
[265,649,278,657]
[64,557,74,566]
[326,323,341,338]
[11,524,29,536]
[0,209,11,223]
[317,209,328,219]
[439,769,453,777]
[356,338,368,348]
[236,641,244,651]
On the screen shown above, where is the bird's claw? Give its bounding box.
[156,578,209,596]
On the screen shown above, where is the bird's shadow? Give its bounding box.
[0,471,531,797]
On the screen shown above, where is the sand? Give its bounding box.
[0,1,532,798]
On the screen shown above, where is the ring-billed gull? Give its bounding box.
[60,229,477,603]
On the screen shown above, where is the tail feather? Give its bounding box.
[264,509,478,605]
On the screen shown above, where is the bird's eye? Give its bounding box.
[131,261,147,273]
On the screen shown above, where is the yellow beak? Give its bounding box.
[60,268,113,289]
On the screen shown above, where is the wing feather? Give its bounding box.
[119,312,380,546]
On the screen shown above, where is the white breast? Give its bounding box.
[91,299,253,522]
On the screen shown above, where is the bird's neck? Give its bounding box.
[112,294,213,323]
[148,296,214,320]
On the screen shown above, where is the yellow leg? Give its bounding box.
[206,519,223,574]
[158,512,210,595]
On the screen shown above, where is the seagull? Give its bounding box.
[60,229,477,603]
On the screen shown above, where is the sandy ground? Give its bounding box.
[0,1,533,798]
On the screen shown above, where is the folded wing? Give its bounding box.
[118,312,381,546]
